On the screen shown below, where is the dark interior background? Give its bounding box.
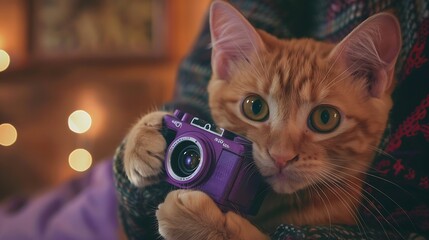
[0,0,211,200]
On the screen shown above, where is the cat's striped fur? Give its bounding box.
[124,1,402,239]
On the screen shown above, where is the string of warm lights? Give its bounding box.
[68,110,93,172]
[0,49,10,72]
[0,123,17,146]
[0,50,17,147]
[0,49,93,173]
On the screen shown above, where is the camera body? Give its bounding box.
[162,110,266,215]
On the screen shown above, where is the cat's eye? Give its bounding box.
[241,94,269,122]
[308,105,341,133]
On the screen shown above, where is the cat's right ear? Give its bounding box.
[329,13,402,98]
[210,0,265,80]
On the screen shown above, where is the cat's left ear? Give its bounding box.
[329,13,402,98]
[209,0,265,80]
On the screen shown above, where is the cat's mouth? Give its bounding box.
[264,169,306,194]
[251,144,312,193]
[264,166,298,181]
[252,149,314,193]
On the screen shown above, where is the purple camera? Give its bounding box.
[162,110,266,215]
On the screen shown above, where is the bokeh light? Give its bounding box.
[68,148,92,172]
[0,49,10,72]
[0,123,17,146]
[68,110,92,134]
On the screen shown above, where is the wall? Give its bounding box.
[0,0,28,67]
[0,0,211,199]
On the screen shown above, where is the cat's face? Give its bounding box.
[207,1,401,195]
[209,37,392,194]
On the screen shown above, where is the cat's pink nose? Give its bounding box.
[270,153,299,169]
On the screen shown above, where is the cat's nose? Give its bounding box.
[269,152,299,169]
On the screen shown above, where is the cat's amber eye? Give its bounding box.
[241,94,269,122]
[308,105,341,133]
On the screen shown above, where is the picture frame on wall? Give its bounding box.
[29,0,167,61]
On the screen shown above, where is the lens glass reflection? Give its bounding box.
[171,141,201,178]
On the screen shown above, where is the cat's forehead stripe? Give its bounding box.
[269,73,281,96]
[299,81,313,103]
[268,47,325,106]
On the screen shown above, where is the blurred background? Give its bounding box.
[0,0,211,201]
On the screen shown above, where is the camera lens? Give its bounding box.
[171,141,201,178]
[178,146,200,175]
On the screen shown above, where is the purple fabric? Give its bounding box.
[0,160,119,240]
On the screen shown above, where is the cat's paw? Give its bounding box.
[123,111,169,187]
[156,190,227,240]
[156,190,268,240]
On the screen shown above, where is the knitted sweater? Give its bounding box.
[114,0,429,239]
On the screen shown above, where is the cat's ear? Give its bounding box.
[209,0,265,80]
[329,13,402,98]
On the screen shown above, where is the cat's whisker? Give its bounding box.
[304,175,333,232]
[325,160,413,201]
[244,33,270,82]
[292,191,302,213]
[321,64,350,90]
[319,171,396,239]
[327,156,380,174]
[319,40,349,87]
[317,48,350,96]
[323,161,416,232]
[242,161,273,200]
[324,61,361,91]
[218,37,265,84]
[243,162,260,184]
[230,34,269,84]
[329,167,415,219]
[323,161,414,199]
[314,171,369,238]
[368,145,396,160]
[305,183,317,225]
[319,169,394,239]
[318,168,404,239]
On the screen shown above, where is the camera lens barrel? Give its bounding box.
[176,142,200,177]
[166,135,211,185]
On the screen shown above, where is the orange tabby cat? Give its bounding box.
[123,1,402,239]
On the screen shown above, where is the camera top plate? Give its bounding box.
[190,117,224,137]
